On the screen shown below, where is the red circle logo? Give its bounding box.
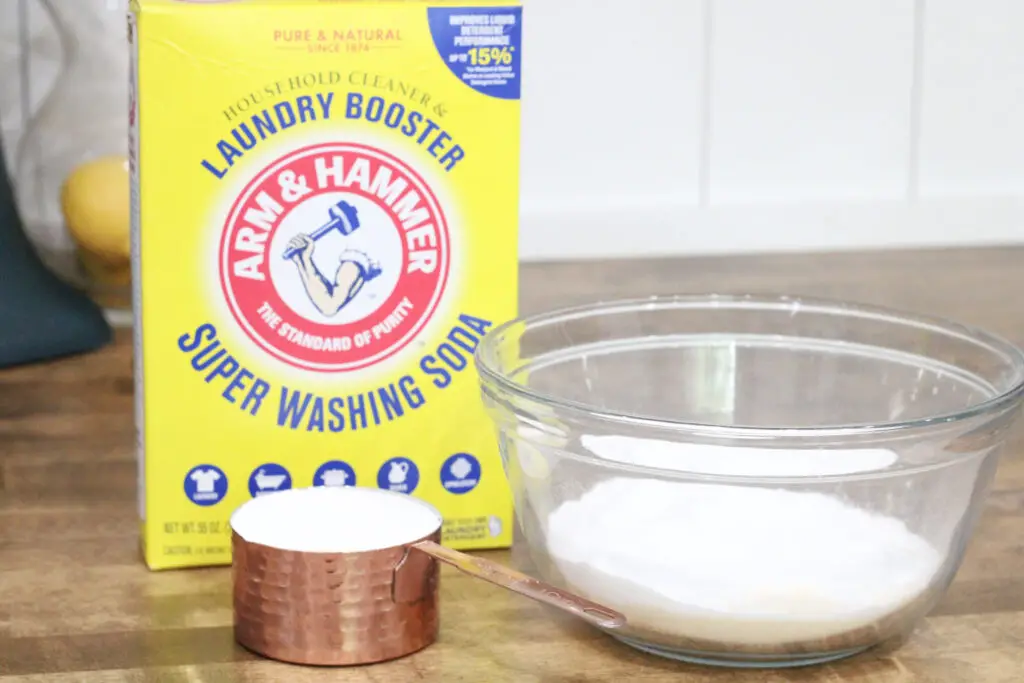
[219,143,450,371]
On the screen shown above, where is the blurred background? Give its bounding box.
[1,0,1022,294]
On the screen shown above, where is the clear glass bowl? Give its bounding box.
[475,294,1024,668]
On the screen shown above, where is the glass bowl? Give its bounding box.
[475,294,1024,669]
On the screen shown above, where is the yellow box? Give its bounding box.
[129,0,521,570]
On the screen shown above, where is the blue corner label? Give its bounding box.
[427,6,523,100]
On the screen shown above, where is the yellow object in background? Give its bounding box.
[60,155,131,287]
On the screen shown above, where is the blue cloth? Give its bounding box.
[0,137,112,367]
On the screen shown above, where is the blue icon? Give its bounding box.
[248,463,292,498]
[377,457,419,494]
[184,464,228,507]
[313,460,357,488]
[440,453,481,495]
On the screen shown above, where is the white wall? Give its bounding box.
[3,0,1023,260]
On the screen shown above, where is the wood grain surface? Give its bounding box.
[3,246,1024,682]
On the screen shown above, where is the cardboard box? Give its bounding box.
[129,0,521,569]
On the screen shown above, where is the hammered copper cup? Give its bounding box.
[231,488,624,667]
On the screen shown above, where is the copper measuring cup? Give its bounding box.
[230,487,625,666]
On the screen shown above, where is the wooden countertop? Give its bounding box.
[4,246,1024,682]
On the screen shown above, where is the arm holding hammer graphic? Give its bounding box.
[287,235,378,318]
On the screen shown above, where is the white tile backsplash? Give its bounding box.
[2,0,1023,259]
[707,0,916,203]
[521,0,705,211]
[918,0,1024,197]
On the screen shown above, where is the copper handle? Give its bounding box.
[411,540,626,630]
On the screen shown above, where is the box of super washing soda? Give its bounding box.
[128,0,522,569]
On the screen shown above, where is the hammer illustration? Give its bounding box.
[281,200,361,261]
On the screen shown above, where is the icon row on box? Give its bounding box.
[183,453,482,506]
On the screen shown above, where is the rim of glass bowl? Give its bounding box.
[475,293,1024,445]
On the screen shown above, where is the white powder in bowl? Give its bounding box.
[545,442,944,646]
[230,486,442,553]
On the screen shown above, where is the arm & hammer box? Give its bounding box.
[129,0,521,570]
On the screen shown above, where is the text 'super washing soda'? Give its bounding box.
[129,0,522,569]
